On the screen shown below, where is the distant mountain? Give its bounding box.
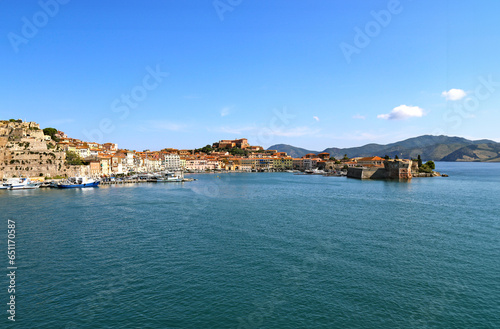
[266,144,318,158]
[441,143,500,162]
[267,135,500,162]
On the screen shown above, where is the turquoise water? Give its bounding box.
[1,162,499,328]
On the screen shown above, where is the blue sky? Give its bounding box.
[1,0,500,151]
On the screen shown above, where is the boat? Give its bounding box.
[305,169,326,175]
[57,177,100,188]
[8,178,40,190]
[153,172,183,182]
[166,172,183,182]
[323,171,347,177]
[0,178,21,189]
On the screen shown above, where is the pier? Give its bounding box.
[99,178,195,185]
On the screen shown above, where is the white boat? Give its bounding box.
[305,169,326,175]
[8,178,40,190]
[153,172,183,182]
[0,178,20,189]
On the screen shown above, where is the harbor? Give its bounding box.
[1,171,194,190]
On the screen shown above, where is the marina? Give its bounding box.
[3,172,196,189]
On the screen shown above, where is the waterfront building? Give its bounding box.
[303,158,313,170]
[255,158,273,171]
[293,158,303,170]
[89,160,101,176]
[98,156,112,176]
[162,153,181,170]
[272,157,293,170]
[240,158,256,170]
[111,153,125,174]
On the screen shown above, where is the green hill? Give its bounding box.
[268,135,500,161]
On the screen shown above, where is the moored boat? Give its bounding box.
[57,177,100,188]
[152,171,183,182]
[8,178,40,190]
[0,178,20,189]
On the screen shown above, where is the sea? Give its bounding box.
[1,162,499,328]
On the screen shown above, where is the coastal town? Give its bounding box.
[0,120,438,182]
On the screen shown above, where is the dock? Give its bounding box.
[100,178,195,185]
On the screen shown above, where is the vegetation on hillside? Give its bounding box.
[65,151,86,165]
[419,160,435,173]
[43,127,60,142]
[195,145,213,154]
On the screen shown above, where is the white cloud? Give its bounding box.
[352,114,366,120]
[313,116,320,122]
[442,88,467,101]
[377,105,425,120]
[220,107,231,117]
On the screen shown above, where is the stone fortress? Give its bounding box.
[347,159,439,180]
[0,120,83,179]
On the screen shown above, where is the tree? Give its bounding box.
[395,155,399,160]
[384,155,390,160]
[343,154,349,160]
[197,145,213,154]
[229,148,248,156]
[419,160,435,173]
[66,151,84,165]
[43,127,59,141]
[417,155,423,168]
